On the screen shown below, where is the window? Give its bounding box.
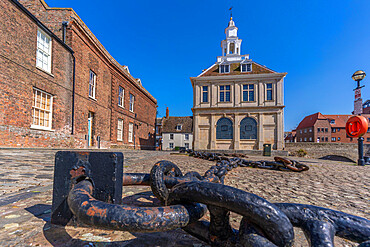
[325,128,328,132]
[338,137,341,141]
[36,29,52,72]
[170,134,174,140]
[367,138,370,142]
[309,128,312,132]
[202,86,209,103]
[300,138,302,142]
[32,88,53,130]
[330,120,335,124]
[118,86,124,107]
[304,137,307,141]
[304,129,307,133]
[216,117,233,139]
[220,65,230,73]
[117,119,123,141]
[185,134,189,140]
[332,128,336,133]
[89,70,96,99]
[325,137,328,141]
[219,85,231,102]
[129,94,134,112]
[128,123,133,142]
[169,143,174,149]
[176,124,182,131]
[185,143,189,149]
[321,137,324,141]
[309,137,312,141]
[300,130,302,134]
[242,84,254,102]
[321,128,324,132]
[337,128,340,132]
[241,63,252,72]
[368,128,370,133]
[156,126,159,135]
[266,83,273,101]
[240,117,257,140]
[317,128,320,132]
[332,137,336,141]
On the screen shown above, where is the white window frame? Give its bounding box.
[241,63,252,72]
[170,133,174,140]
[242,84,254,102]
[129,94,135,112]
[89,70,96,99]
[169,143,174,149]
[128,123,134,142]
[219,85,231,102]
[176,124,182,131]
[266,83,273,101]
[117,118,123,141]
[31,88,53,131]
[185,134,189,140]
[219,64,230,73]
[36,28,52,73]
[118,86,124,108]
[202,86,209,103]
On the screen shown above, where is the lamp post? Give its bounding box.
[352,70,366,166]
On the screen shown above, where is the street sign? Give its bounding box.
[354,98,363,115]
[355,88,361,100]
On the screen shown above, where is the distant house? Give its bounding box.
[296,112,370,143]
[284,130,296,143]
[363,100,370,114]
[162,114,193,150]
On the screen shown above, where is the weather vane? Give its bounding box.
[229,6,233,18]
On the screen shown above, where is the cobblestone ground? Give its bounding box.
[0,149,368,246]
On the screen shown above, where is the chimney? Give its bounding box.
[166,107,169,118]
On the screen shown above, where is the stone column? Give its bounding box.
[276,111,283,150]
[210,114,216,150]
[193,114,200,150]
[234,114,241,150]
[258,113,264,150]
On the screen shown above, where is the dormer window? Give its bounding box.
[220,64,229,73]
[330,120,335,124]
[176,124,182,131]
[241,63,252,72]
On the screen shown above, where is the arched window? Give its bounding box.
[229,43,235,54]
[240,117,257,140]
[216,118,233,139]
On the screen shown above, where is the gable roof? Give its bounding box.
[296,112,326,129]
[162,116,193,133]
[324,114,370,128]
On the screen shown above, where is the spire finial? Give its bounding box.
[229,6,233,19]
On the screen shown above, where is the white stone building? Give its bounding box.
[191,17,286,151]
[162,116,193,150]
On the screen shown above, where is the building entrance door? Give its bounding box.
[88,112,94,147]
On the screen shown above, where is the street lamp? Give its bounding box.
[352,70,366,88]
[352,70,367,166]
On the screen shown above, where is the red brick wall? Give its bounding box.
[14,0,157,149]
[0,0,78,147]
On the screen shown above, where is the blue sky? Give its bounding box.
[46,0,370,131]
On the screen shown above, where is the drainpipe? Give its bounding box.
[62,21,76,135]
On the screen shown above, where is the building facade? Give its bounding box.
[296,112,370,143]
[0,0,157,149]
[191,18,285,151]
[162,116,193,151]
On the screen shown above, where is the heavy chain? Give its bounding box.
[68,158,370,247]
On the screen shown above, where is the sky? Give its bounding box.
[46,0,370,131]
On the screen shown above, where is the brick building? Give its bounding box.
[296,112,370,143]
[0,0,157,149]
